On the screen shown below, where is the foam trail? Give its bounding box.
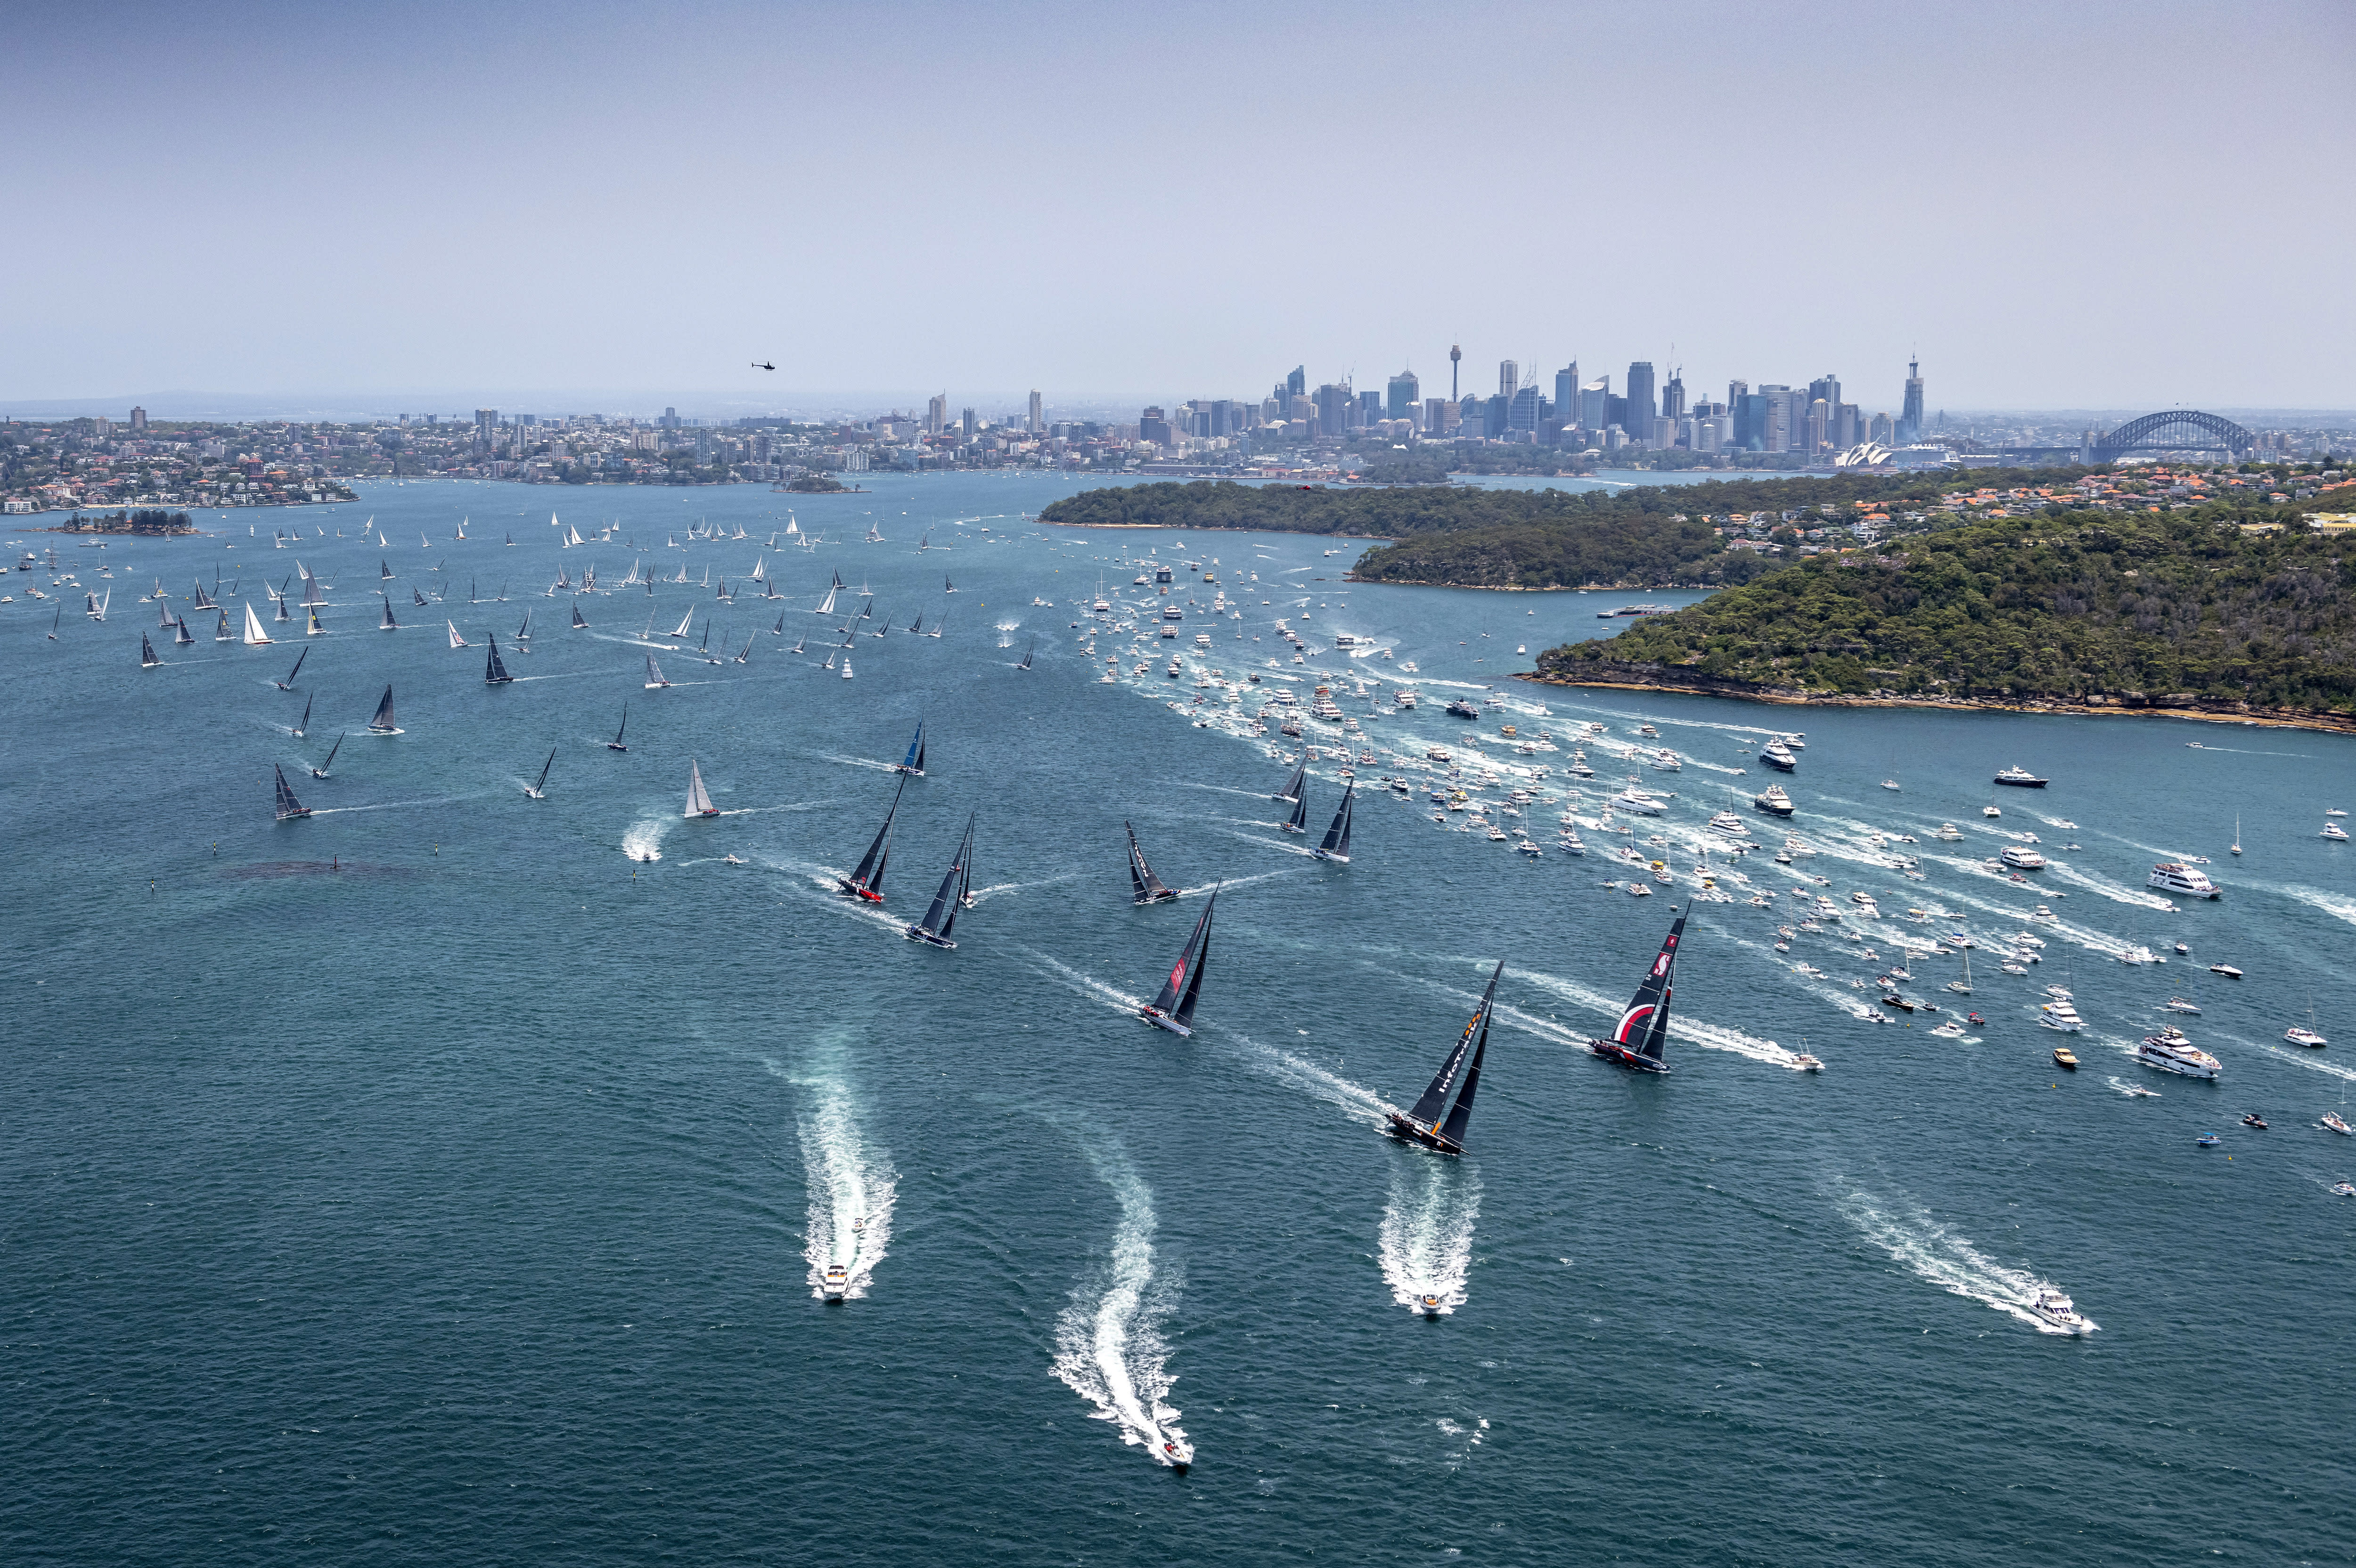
[1224,1031,1394,1127]
[962,870,1082,906]
[307,792,485,816]
[1837,1184,2095,1336]
[816,751,898,774]
[1018,947,1150,1015]
[2283,885,2356,930]
[2104,1075,2159,1098]
[2232,1037,2356,1082]
[622,815,674,861]
[1050,1133,1188,1468]
[2045,861,2173,910]
[1378,1159,1481,1315]
[768,1058,896,1300]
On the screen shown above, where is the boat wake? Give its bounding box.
[1836,1183,2095,1336]
[1378,1159,1480,1316]
[962,871,1081,906]
[306,793,483,816]
[816,751,899,774]
[1499,961,1803,1067]
[766,1055,896,1301]
[1018,947,1150,1015]
[2284,884,2356,930]
[622,816,674,861]
[2045,862,2173,910]
[715,797,833,817]
[995,618,1021,647]
[2229,1035,2356,1082]
[1224,1031,1394,1127]
[1049,1130,1188,1468]
[2104,1075,2158,1098]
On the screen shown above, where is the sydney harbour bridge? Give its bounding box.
[1991,409,2258,466]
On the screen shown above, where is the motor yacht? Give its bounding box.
[2147,862,2220,899]
[2138,1032,2221,1079]
[1999,844,2045,872]
[821,1264,851,1300]
[1933,823,1963,841]
[2052,1046,2078,1070]
[1612,787,1666,816]
[2209,963,2242,979]
[2323,822,2350,842]
[2038,1000,2085,1032]
[1753,784,1794,818]
[2027,1288,2089,1332]
[2161,997,2201,1015]
[1994,766,2048,788]
[1758,739,1797,773]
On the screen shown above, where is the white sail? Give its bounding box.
[685,760,717,817]
[671,608,693,638]
[447,620,468,648]
[243,601,274,644]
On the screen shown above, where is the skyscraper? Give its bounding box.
[1624,363,1656,443]
[926,394,947,435]
[1498,360,1518,400]
[1286,366,1306,401]
[1314,383,1350,438]
[961,407,977,441]
[1554,363,1579,425]
[474,408,499,448]
[1579,378,1610,433]
[1660,368,1686,425]
[1898,357,1925,445]
[1387,370,1420,420]
[1027,390,1042,433]
[129,406,147,432]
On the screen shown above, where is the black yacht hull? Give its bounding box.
[1133,890,1179,905]
[1139,1007,1193,1037]
[1384,1112,1464,1154]
[1587,1040,1669,1074]
[904,927,956,948]
[1759,755,1795,772]
[1994,777,2047,788]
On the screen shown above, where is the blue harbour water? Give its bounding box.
[5,473,2352,1566]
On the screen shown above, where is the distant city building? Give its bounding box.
[129,406,147,432]
[1506,385,1545,436]
[1624,363,1656,443]
[1449,344,1461,400]
[1286,366,1306,401]
[1898,357,1925,445]
[1579,378,1610,433]
[1314,383,1350,438]
[1027,390,1042,433]
[474,409,499,448]
[1554,363,1579,425]
[961,407,977,441]
[1139,406,1172,447]
[1498,359,1518,400]
[1660,368,1685,425]
[1387,370,1419,421]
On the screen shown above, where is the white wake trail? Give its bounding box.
[1050,1134,1188,1468]
[1838,1184,2095,1336]
[2283,884,2356,930]
[1378,1159,1481,1315]
[622,816,674,861]
[769,1060,897,1301]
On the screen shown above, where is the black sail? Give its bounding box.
[1149,889,1216,1018]
[1126,822,1174,903]
[1286,787,1310,833]
[1317,784,1355,856]
[140,632,160,666]
[369,685,397,732]
[1172,892,1215,1028]
[380,596,398,629]
[1406,962,1503,1130]
[484,632,513,684]
[572,602,587,628]
[849,774,908,890]
[273,764,309,820]
[1610,910,1688,1061]
[1276,759,1306,803]
[1435,1018,1489,1150]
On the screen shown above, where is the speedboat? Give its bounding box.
[1419,1292,1445,1318]
[2195,1134,2222,1148]
[2139,1034,2222,1079]
[1933,823,1963,841]
[1159,1436,1193,1472]
[2285,1025,2328,1048]
[2053,1046,2078,1070]
[2241,1113,2268,1130]
[2334,1182,2356,1198]
[1994,766,2047,788]
[2323,1112,2353,1135]
[821,1264,851,1300]
[2323,822,2351,842]
[2028,1287,2088,1332]
[1928,1020,1966,1039]
[2174,942,2190,956]
[1789,1052,1824,1071]
[2148,862,2220,899]
[2162,997,2202,1014]
[723,853,744,866]
[2209,963,2243,980]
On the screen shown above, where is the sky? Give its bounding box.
[4,0,2350,417]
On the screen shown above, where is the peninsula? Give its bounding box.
[1533,511,2356,731]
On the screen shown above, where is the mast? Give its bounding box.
[484,632,513,684]
[282,647,307,686]
[315,734,341,775]
[369,684,397,732]
[296,696,311,735]
[1317,783,1355,859]
[613,706,628,745]
[533,748,555,794]
[953,815,976,912]
[1277,758,1306,802]
[273,764,311,820]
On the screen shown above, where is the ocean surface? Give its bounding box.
[5,473,2351,1567]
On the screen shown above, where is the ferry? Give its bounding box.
[2000,845,2046,871]
[2148,862,2220,899]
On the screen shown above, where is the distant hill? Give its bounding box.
[1536,513,2356,725]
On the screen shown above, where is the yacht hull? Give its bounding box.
[904,928,956,948]
[1384,1112,1464,1154]
[1139,1007,1193,1037]
[1587,1040,1670,1074]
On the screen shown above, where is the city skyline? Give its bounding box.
[5,0,2349,408]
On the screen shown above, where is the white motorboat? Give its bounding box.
[1753,784,1794,818]
[2137,1033,2221,1079]
[2148,862,2220,899]
[1983,804,2002,818]
[2001,845,2046,871]
[821,1264,851,1300]
[2117,945,2159,965]
[2286,1025,2328,1048]
[2322,1113,2352,1136]
[2027,1287,2090,1333]
[1928,1020,1966,1039]
[1612,788,1665,817]
[2323,823,2350,842]
[1933,823,1963,841]
[2038,1001,2085,1033]
[2161,997,2202,1015]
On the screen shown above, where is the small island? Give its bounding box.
[46,507,199,536]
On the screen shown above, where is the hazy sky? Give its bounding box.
[6,0,2350,415]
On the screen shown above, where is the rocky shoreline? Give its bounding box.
[1523,659,2356,737]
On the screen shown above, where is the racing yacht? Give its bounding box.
[1587,910,1685,1075]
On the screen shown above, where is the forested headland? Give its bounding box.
[1536,514,2356,727]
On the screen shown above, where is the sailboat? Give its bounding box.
[905,815,975,948]
[306,605,326,637]
[1587,908,1687,1074]
[908,611,924,635]
[1018,638,1035,670]
[274,593,291,623]
[85,588,108,621]
[792,633,807,655]
[367,685,401,734]
[294,696,311,736]
[1385,961,1501,1154]
[190,580,218,611]
[243,601,274,645]
[770,612,786,637]
[379,596,399,630]
[572,601,587,629]
[1281,781,1310,834]
[1126,821,1179,904]
[1138,885,1217,1037]
[412,587,430,607]
[524,748,554,800]
[684,759,720,818]
[895,722,927,777]
[670,607,693,638]
[272,764,312,821]
[275,647,308,690]
[607,706,630,751]
[734,634,753,665]
[516,608,533,642]
[140,632,162,668]
[1947,948,1974,995]
[446,620,468,649]
[645,655,671,689]
[483,631,515,685]
[1275,757,1306,804]
[839,775,906,902]
[1312,782,1356,863]
[2231,814,2242,857]
[381,559,394,580]
[944,575,955,593]
[310,734,341,778]
[818,583,839,616]
[173,614,194,646]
